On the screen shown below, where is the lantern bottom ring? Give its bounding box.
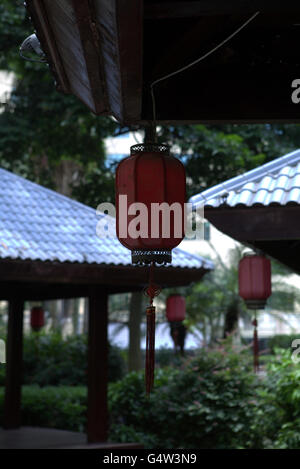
[132,249,172,265]
[245,299,267,310]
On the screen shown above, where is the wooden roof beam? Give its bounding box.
[26,0,143,122]
[26,0,71,94]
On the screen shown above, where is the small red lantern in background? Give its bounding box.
[116,143,186,265]
[238,253,271,309]
[30,306,45,332]
[238,252,272,373]
[166,295,186,322]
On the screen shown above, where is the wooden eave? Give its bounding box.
[27,0,143,122]
[205,204,300,273]
[0,258,210,300]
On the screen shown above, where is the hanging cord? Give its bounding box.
[252,311,259,373]
[150,11,260,125]
[144,262,161,394]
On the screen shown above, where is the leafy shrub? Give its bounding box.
[268,334,300,353]
[6,343,299,448]
[109,344,261,449]
[255,348,300,449]
[0,366,5,386]
[109,368,175,447]
[0,332,126,387]
[154,347,194,368]
[0,385,87,432]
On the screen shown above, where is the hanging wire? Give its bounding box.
[150,11,260,125]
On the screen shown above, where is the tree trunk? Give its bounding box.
[4,297,24,429]
[83,298,89,334]
[223,299,240,339]
[61,299,73,335]
[43,300,60,331]
[128,291,143,372]
[72,298,80,335]
[87,287,109,442]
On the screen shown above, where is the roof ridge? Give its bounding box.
[0,166,108,219]
[190,149,300,206]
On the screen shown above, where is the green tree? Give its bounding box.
[182,244,300,345]
[159,123,300,198]
[0,1,121,204]
[183,246,244,344]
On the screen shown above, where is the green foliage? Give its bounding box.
[0,332,126,386]
[0,385,86,432]
[0,366,4,387]
[268,334,300,353]
[267,291,296,312]
[109,368,176,448]
[254,349,300,449]
[159,123,300,199]
[154,347,188,368]
[0,1,29,70]
[3,345,300,448]
[109,344,260,449]
[181,246,246,343]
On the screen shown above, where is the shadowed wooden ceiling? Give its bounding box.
[27,0,300,124]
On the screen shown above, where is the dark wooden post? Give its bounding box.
[4,298,24,429]
[87,287,109,443]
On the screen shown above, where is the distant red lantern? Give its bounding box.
[30,306,45,332]
[238,253,271,310]
[239,252,271,373]
[116,143,186,265]
[166,295,186,322]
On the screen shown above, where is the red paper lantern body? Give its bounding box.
[30,307,45,332]
[116,143,186,265]
[238,254,271,309]
[166,295,186,322]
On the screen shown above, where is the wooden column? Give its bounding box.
[128,291,143,372]
[87,287,109,443]
[4,298,24,429]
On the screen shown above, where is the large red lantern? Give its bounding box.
[166,295,186,322]
[116,143,186,265]
[238,253,271,310]
[30,306,45,332]
[116,141,186,393]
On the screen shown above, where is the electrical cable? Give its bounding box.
[150,11,260,126]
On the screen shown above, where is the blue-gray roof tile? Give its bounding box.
[0,167,213,271]
[190,149,300,209]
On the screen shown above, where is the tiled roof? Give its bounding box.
[190,149,300,209]
[0,168,213,270]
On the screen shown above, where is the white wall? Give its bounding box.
[0,71,14,101]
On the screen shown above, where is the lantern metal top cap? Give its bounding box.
[245,299,267,310]
[243,250,261,257]
[130,143,170,155]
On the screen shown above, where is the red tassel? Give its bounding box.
[252,314,259,373]
[144,262,161,394]
[145,306,156,394]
